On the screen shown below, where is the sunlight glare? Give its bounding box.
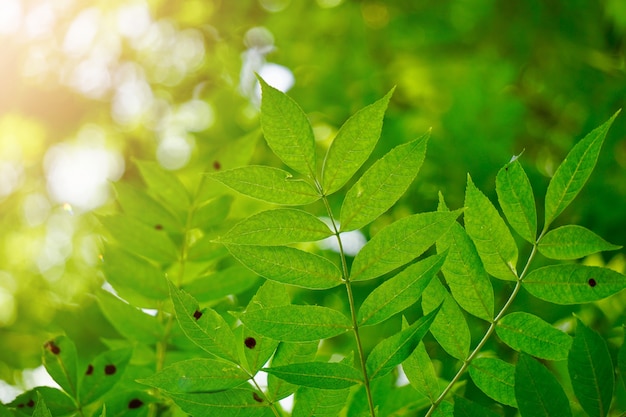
[0,0,22,34]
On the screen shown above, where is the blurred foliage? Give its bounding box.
[0,0,625,402]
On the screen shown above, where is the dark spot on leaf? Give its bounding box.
[16,403,24,408]
[154,224,163,230]
[86,364,94,375]
[213,161,221,170]
[252,392,264,403]
[27,400,35,408]
[588,278,597,287]
[244,337,256,349]
[505,166,509,171]
[104,364,117,375]
[128,398,144,409]
[193,310,202,320]
[44,340,61,355]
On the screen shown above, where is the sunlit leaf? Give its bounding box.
[41,336,79,399]
[340,133,428,232]
[33,394,52,417]
[538,225,622,260]
[469,357,516,407]
[431,401,454,417]
[496,159,537,244]
[182,266,259,303]
[78,348,133,406]
[115,182,183,232]
[515,353,572,417]
[402,341,439,401]
[292,387,350,417]
[259,76,317,177]
[8,387,76,417]
[322,88,394,195]
[135,160,191,217]
[191,195,233,230]
[169,388,273,417]
[358,251,446,327]
[351,210,462,281]
[264,362,363,390]
[267,341,318,401]
[225,244,342,289]
[495,312,572,360]
[544,111,619,229]
[522,264,626,304]
[210,165,320,205]
[568,319,614,417]
[465,174,518,281]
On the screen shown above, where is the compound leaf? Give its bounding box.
[538,225,622,260]
[182,266,259,303]
[78,348,133,406]
[469,357,516,407]
[169,388,272,417]
[264,362,362,390]
[267,341,318,401]
[292,387,350,417]
[496,159,537,244]
[8,387,76,417]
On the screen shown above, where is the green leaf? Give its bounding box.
[515,353,572,417]
[322,88,394,195]
[619,327,626,389]
[431,401,454,417]
[138,358,250,393]
[135,160,191,216]
[169,388,273,417]
[8,388,76,417]
[402,341,440,401]
[97,289,163,344]
[292,387,350,417]
[33,393,52,417]
[496,312,572,361]
[496,159,537,244]
[339,133,429,232]
[78,348,133,406]
[191,195,233,230]
[350,210,462,281]
[422,277,470,361]
[568,319,614,417]
[259,76,316,177]
[264,362,363,390]
[225,244,342,289]
[453,396,500,417]
[267,341,318,401]
[465,174,518,281]
[182,266,260,303]
[169,281,239,363]
[469,357,517,407]
[219,209,332,245]
[436,193,494,321]
[98,390,151,416]
[358,252,446,327]
[544,111,619,229]
[115,182,183,232]
[237,305,351,342]
[210,165,320,205]
[522,264,626,304]
[538,225,622,260]
[366,306,440,380]
[42,336,79,399]
[100,215,179,264]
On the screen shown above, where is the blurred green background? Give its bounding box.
[1,0,625,398]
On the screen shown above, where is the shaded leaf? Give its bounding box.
[33,394,52,417]
[267,341,318,401]
[544,111,619,228]
[8,387,76,417]
[340,133,428,232]
[538,225,622,260]
[619,328,626,389]
[264,362,362,390]
[351,210,462,281]
[182,266,260,303]
[210,165,320,205]
[496,159,537,244]
[465,174,518,281]
[191,195,233,230]
[358,251,446,327]
[469,357,517,407]
[97,290,163,344]
[453,396,500,417]
[431,401,454,417]
[259,77,316,177]
[568,319,614,417]
[114,182,182,232]
[169,388,273,417]
[219,209,332,245]
[402,341,439,401]
[515,353,572,417]
[292,387,350,417]
[135,160,190,216]
[42,336,79,399]
[79,348,133,406]
[226,244,342,289]
[522,264,626,304]
[322,88,394,195]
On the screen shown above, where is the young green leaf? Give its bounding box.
[135,160,191,216]
[138,358,250,393]
[437,193,494,321]
[191,195,233,230]
[495,312,572,360]
[267,341,318,401]
[237,304,352,342]
[169,281,239,363]
[537,225,622,260]
[259,76,317,177]
[339,133,428,232]
[515,353,572,417]
[210,165,320,205]
[453,396,500,417]
[78,348,133,406]
[42,336,79,399]
[115,182,183,232]
[522,264,626,304]
[219,209,332,245]
[568,319,614,417]
[366,306,440,380]
[182,266,259,303]
[322,88,394,195]
[292,387,350,417]
[469,357,517,407]
[496,159,537,244]
[33,394,52,417]
[357,251,446,327]
[169,388,272,417]
[422,277,471,361]
[264,362,363,390]
[544,111,619,229]
[225,245,342,289]
[402,341,440,401]
[350,209,462,281]
[465,174,518,281]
